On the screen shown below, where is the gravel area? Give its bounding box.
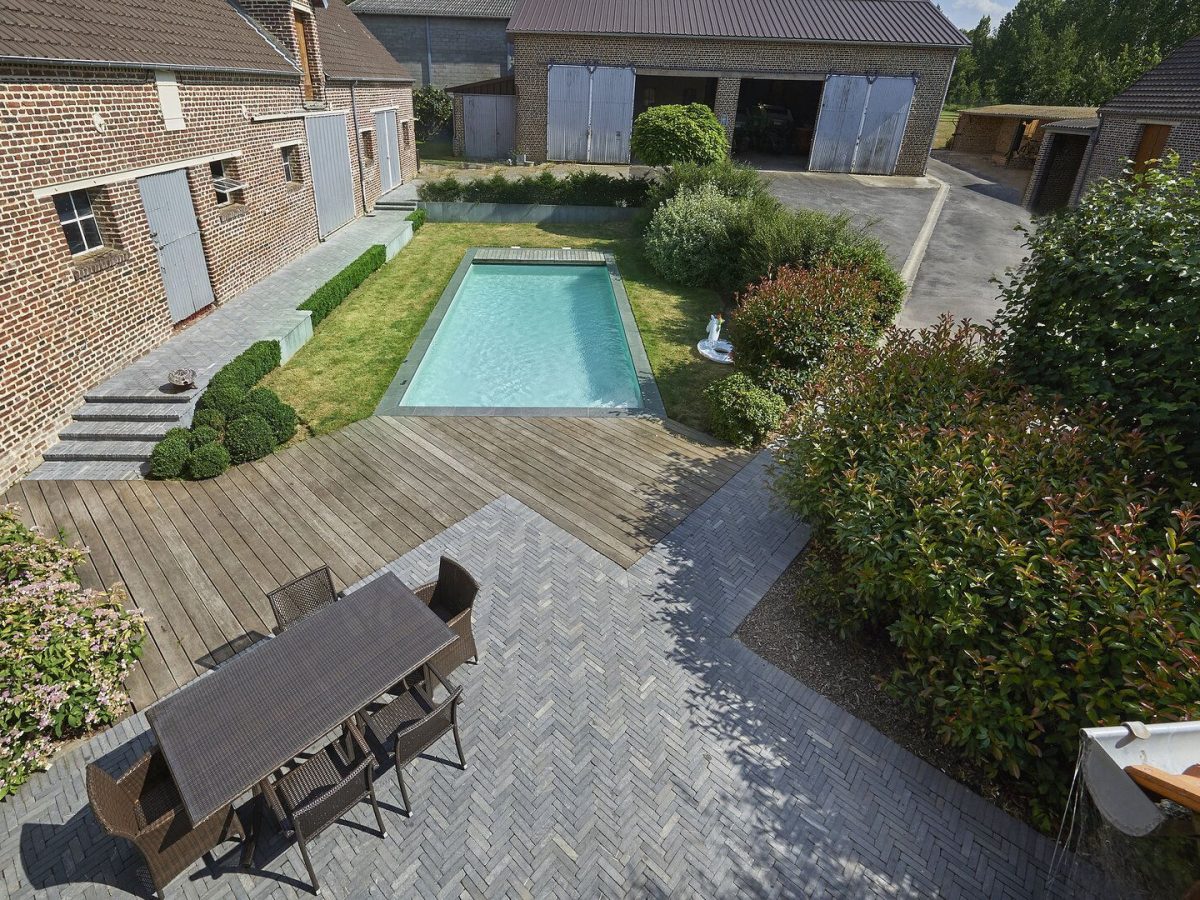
[736,544,1020,817]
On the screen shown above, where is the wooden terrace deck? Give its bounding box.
[3,416,748,709]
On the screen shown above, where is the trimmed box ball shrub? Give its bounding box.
[643,183,739,287]
[184,442,230,480]
[148,428,191,479]
[224,414,276,464]
[299,245,386,326]
[728,263,884,379]
[190,408,225,435]
[999,155,1200,475]
[775,316,1200,825]
[238,387,297,444]
[188,425,220,449]
[631,103,728,167]
[1,505,145,798]
[704,373,787,448]
[195,380,247,420]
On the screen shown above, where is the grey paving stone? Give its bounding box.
[0,453,1105,898]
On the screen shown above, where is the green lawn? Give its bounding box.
[935,104,965,149]
[263,222,725,435]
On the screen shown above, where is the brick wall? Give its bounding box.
[358,14,510,88]
[0,63,413,488]
[1080,114,1200,201]
[510,33,956,175]
[1023,131,1091,213]
[325,80,419,209]
[951,113,1020,155]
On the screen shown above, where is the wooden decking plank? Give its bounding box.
[24,481,102,590]
[144,481,274,637]
[430,418,645,563]
[581,418,746,487]
[340,420,485,526]
[211,468,350,588]
[355,418,496,516]
[73,481,193,692]
[93,481,225,678]
[377,418,503,502]
[235,459,376,587]
[554,417,732,488]
[259,448,403,565]
[446,417,664,544]
[393,417,636,565]
[126,481,269,640]
[37,481,156,710]
[166,478,295,598]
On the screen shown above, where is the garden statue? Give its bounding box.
[697,313,733,365]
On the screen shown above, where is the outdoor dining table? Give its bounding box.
[145,571,456,861]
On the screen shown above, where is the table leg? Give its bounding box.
[239,780,273,870]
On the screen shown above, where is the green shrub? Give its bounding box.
[644,158,768,215]
[414,85,452,140]
[406,208,427,230]
[728,263,884,379]
[238,387,297,444]
[148,429,191,479]
[999,154,1200,475]
[184,442,230,480]
[298,245,387,326]
[190,408,225,435]
[1,505,145,798]
[755,366,809,405]
[631,103,728,167]
[189,425,220,449]
[643,183,739,286]
[774,316,1200,825]
[416,171,648,207]
[224,414,277,464]
[704,373,787,448]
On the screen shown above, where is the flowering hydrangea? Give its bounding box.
[0,505,145,798]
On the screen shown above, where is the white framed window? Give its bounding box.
[209,159,246,206]
[281,145,301,183]
[54,189,104,255]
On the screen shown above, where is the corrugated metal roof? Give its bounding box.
[958,104,1098,120]
[507,0,969,47]
[349,0,514,17]
[315,0,414,81]
[0,0,298,74]
[1103,35,1200,120]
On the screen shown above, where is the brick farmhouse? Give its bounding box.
[1024,33,1200,213]
[350,0,514,88]
[0,0,416,489]
[489,0,967,174]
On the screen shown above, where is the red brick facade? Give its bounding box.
[1080,114,1200,200]
[0,4,416,489]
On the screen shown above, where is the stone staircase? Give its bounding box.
[375,195,417,212]
[33,388,195,477]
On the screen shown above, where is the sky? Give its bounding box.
[939,0,1019,29]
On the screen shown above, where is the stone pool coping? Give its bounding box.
[375,247,666,418]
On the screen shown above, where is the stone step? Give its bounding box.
[73,402,189,423]
[84,388,195,404]
[61,420,174,442]
[43,440,157,462]
[377,198,418,211]
[25,460,149,480]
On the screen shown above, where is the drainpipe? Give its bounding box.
[348,79,371,216]
[425,17,433,86]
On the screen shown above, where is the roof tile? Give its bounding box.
[1102,35,1200,120]
[315,0,414,81]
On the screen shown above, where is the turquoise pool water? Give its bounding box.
[400,263,643,409]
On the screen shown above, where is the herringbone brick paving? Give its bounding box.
[0,453,1104,898]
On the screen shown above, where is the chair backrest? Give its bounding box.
[86,763,139,839]
[268,565,337,632]
[430,556,479,617]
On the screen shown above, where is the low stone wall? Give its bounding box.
[418,202,639,223]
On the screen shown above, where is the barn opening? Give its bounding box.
[734,77,824,167]
[633,73,718,117]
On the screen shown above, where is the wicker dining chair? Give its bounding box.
[273,721,385,896]
[414,556,480,676]
[267,565,338,633]
[364,663,465,817]
[86,748,244,899]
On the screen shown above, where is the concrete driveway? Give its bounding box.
[766,155,1032,329]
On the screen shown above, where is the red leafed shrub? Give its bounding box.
[727,262,885,379]
[774,316,1200,825]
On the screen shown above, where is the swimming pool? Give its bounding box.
[385,252,655,413]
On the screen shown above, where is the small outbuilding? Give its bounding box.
[1023,33,1200,213]
[501,0,968,174]
[950,105,1097,167]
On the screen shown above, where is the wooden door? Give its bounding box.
[294,11,314,101]
[1132,124,1172,174]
